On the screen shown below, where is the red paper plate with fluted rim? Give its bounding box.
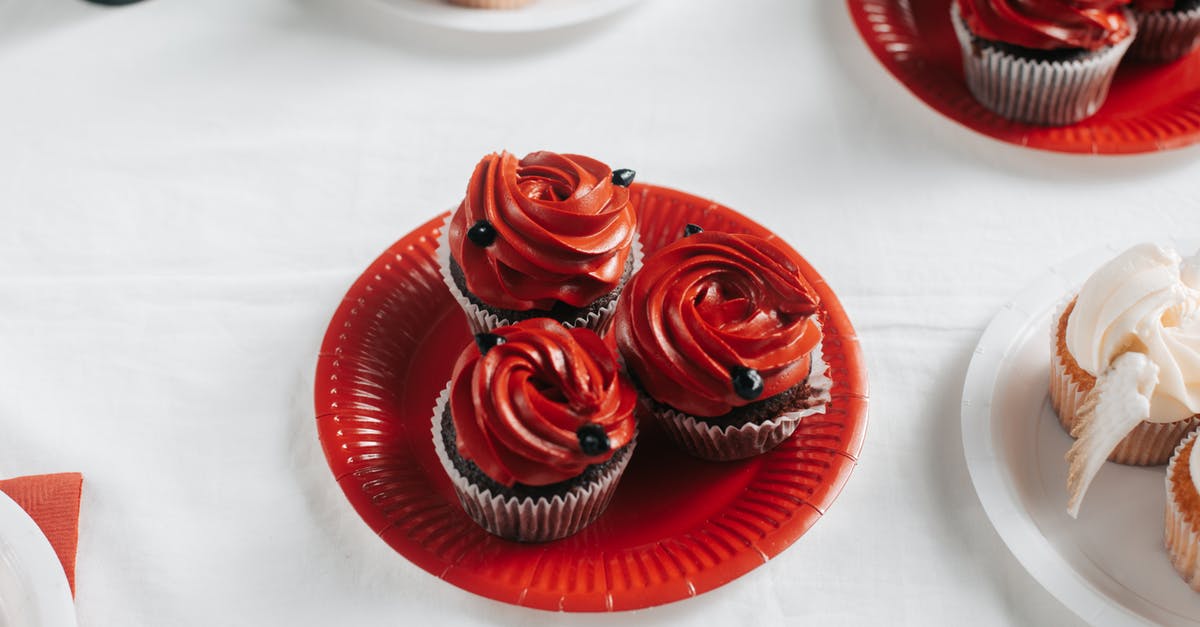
[848,0,1200,154]
[314,183,869,612]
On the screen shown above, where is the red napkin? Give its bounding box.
[0,473,83,595]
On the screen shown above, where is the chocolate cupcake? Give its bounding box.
[1130,0,1200,61]
[951,0,1135,125]
[614,228,831,462]
[438,151,640,335]
[431,318,637,542]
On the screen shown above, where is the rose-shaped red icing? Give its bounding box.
[957,0,1132,50]
[448,151,637,311]
[449,319,637,487]
[614,231,822,418]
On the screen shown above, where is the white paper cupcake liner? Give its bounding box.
[1166,429,1200,591]
[1130,5,1200,62]
[436,216,643,335]
[1050,299,1090,435]
[654,342,832,462]
[1051,298,1200,466]
[430,384,635,543]
[951,3,1135,126]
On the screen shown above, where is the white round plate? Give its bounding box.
[0,491,76,627]
[373,0,644,33]
[962,238,1200,627]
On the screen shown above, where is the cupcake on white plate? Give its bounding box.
[1056,244,1200,517]
[1166,429,1200,591]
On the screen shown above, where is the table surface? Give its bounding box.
[0,0,1197,625]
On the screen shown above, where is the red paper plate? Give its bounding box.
[314,184,869,612]
[848,0,1200,154]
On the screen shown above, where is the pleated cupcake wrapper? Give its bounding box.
[1050,298,1200,466]
[951,3,1134,126]
[1050,299,1090,437]
[1166,430,1200,591]
[654,342,832,462]
[1130,6,1200,62]
[430,385,635,543]
[436,216,643,336]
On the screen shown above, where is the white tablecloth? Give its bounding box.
[1,0,1198,624]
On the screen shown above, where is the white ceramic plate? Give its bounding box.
[373,0,644,33]
[962,238,1200,627]
[0,491,76,627]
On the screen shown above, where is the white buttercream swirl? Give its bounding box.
[1066,244,1200,422]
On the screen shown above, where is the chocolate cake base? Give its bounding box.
[627,356,831,461]
[973,37,1097,63]
[448,254,632,326]
[628,368,824,429]
[439,407,632,501]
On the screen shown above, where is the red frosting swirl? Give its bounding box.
[957,0,1132,50]
[448,151,637,311]
[1132,0,1175,10]
[449,319,637,487]
[614,231,822,418]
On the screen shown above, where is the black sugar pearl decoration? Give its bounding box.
[576,423,611,456]
[474,333,506,355]
[731,367,764,400]
[467,220,497,247]
[611,169,636,188]
[682,224,704,238]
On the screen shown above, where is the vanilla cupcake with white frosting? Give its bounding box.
[1166,429,1200,591]
[1052,244,1200,517]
